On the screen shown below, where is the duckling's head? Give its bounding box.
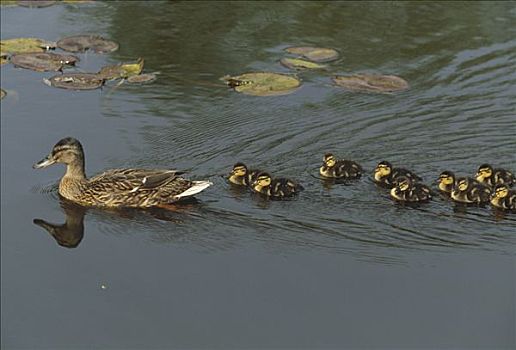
[231,162,248,177]
[323,153,336,167]
[375,161,392,177]
[438,171,455,185]
[493,184,509,199]
[394,176,411,191]
[476,164,493,179]
[33,137,84,169]
[255,172,272,187]
[456,177,469,191]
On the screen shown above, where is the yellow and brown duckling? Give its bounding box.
[437,171,456,193]
[319,153,363,179]
[390,176,432,202]
[450,177,491,204]
[228,162,262,187]
[490,184,515,212]
[33,137,212,208]
[251,172,303,199]
[374,160,422,187]
[475,164,514,189]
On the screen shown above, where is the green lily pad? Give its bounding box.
[44,73,104,90]
[1,88,6,99]
[57,34,119,53]
[333,74,409,93]
[97,58,144,80]
[280,57,326,70]
[285,46,339,62]
[11,52,79,72]
[0,38,54,57]
[127,73,157,84]
[17,0,56,7]
[222,72,301,96]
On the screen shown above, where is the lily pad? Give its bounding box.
[333,74,409,93]
[222,72,301,96]
[285,46,339,62]
[280,57,326,70]
[0,38,54,57]
[1,88,6,99]
[44,73,104,90]
[17,0,56,7]
[11,52,79,72]
[127,73,157,84]
[57,34,119,53]
[97,58,144,80]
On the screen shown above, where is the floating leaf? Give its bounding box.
[57,34,119,53]
[11,52,79,72]
[44,73,104,90]
[17,0,56,7]
[0,38,54,56]
[285,46,339,62]
[127,73,157,84]
[0,88,6,99]
[222,72,301,96]
[333,74,409,93]
[280,57,326,70]
[97,58,144,80]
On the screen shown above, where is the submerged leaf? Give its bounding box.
[127,73,157,84]
[280,57,326,70]
[285,46,339,62]
[97,58,144,80]
[222,72,301,96]
[57,34,119,53]
[11,52,79,72]
[45,73,104,90]
[333,74,409,93]
[0,38,53,56]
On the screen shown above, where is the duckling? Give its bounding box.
[475,164,514,188]
[451,177,491,204]
[437,171,456,193]
[390,176,432,202]
[319,153,362,179]
[251,172,303,199]
[33,137,212,208]
[228,162,261,187]
[490,184,516,211]
[373,161,422,187]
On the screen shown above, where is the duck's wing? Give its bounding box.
[89,169,186,193]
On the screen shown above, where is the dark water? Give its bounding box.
[1,2,516,349]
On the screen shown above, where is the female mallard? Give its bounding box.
[228,162,262,187]
[373,161,421,187]
[451,177,491,204]
[475,164,514,188]
[33,137,212,208]
[251,172,303,199]
[390,176,432,202]
[319,153,362,179]
[490,184,516,211]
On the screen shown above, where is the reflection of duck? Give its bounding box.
[490,184,515,211]
[373,161,421,187]
[33,137,212,208]
[319,153,362,179]
[451,177,491,204]
[251,172,303,199]
[33,200,86,248]
[390,176,432,202]
[228,162,262,187]
[475,164,514,189]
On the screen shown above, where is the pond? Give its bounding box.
[1,1,515,349]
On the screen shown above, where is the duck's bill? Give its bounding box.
[33,156,55,169]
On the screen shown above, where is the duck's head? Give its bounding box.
[255,172,272,187]
[438,171,455,186]
[394,176,411,191]
[493,184,509,199]
[231,162,248,177]
[323,153,336,167]
[476,164,493,180]
[375,161,392,177]
[456,177,469,191]
[33,137,84,169]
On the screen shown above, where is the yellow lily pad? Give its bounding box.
[285,46,339,62]
[280,57,326,70]
[1,88,6,99]
[0,38,54,56]
[57,34,119,53]
[222,72,301,96]
[97,58,144,80]
[44,73,104,90]
[11,52,79,72]
[333,74,409,93]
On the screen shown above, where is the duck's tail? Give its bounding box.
[174,180,212,200]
